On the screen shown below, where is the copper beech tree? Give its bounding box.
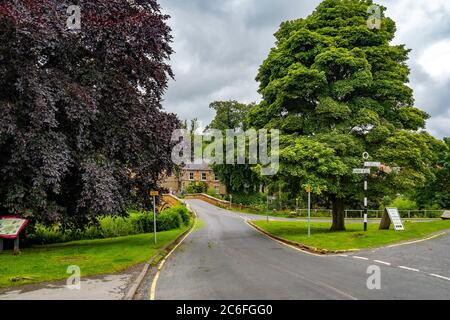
[0,0,180,228]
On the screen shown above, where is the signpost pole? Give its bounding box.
[307,190,311,238]
[153,195,157,244]
[364,174,368,232]
[266,195,269,222]
[13,235,19,254]
[361,152,372,232]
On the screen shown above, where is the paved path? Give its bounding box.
[153,199,450,300]
[0,265,141,300]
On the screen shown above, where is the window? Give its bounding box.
[201,172,207,181]
[213,173,219,181]
[189,172,194,180]
[215,186,220,194]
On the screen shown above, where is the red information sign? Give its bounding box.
[0,216,29,239]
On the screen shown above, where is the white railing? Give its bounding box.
[344,209,444,219]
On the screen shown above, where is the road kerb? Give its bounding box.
[149,204,198,301]
[246,220,358,256]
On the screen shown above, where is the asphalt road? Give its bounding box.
[153,199,450,300]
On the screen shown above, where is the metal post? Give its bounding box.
[279,184,282,211]
[0,239,3,253]
[14,235,19,254]
[153,196,157,244]
[307,190,311,238]
[364,175,368,232]
[266,195,269,222]
[230,194,232,209]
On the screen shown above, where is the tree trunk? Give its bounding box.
[330,196,346,231]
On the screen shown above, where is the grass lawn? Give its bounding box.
[0,225,190,289]
[252,220,450,251]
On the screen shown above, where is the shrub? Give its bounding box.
[129,211,154,233]
[226,192,264,206]
[98,215,134,238]
[169,205,191,225]
[156,208,183,231]
[29,205,191,244]
[390,197,417,210]
[83,224,103,240]
[206,188,222,199]
[33,224,65,245]
[184,181,208,194]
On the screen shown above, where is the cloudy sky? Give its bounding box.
[158,0,450,138]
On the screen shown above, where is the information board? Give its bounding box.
[0,217,29,239]
[379,208,404,231]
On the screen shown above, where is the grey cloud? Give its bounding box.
[159,0,450,138]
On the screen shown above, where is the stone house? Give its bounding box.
[160,163,227,196]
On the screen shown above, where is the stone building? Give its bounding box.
[160,163,227,196]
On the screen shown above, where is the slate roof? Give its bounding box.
[183,162,213,171]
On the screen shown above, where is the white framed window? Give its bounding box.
[189,172,194,180]
[213,173,219,181]
[201,172,207,181]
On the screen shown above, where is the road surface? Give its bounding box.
[152,199,450,300]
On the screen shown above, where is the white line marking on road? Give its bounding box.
[337,254,348,257]
[374,260,391,266]
[353,256,369,260]
[429,274,450,281]
[150,205,198,300]
[386,232,446,248]
[398,266,420,272]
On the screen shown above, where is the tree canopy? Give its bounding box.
[0,0,180,227]
[248,0,447,230]
[414,138,450,210]
[207,101,261,194]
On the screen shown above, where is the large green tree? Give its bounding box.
[0,0,180,228]
[207,101,261,194]
[414,137,450,209]
[248,0,446,230]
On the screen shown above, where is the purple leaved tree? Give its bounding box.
[0,0,180,228]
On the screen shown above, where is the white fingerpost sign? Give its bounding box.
[353,168,370,174]
[364,162,381,167]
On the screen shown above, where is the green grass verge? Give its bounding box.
[0,225,190,289]
[252,220,450,251]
